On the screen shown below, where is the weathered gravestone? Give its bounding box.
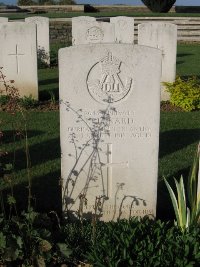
[138,22,177,101]
[25,16,50,65]
[72,16,96,45]
[59,44,162,221]
[72,16,135,45]
[110,16,134,44]
[0,22,38,99]
[0,17,8,22]
[72,16,115,45]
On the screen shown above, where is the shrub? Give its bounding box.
[164,76,200,111]
[141,0,176,13]
[19,96,38,109]
[86,218,200,266]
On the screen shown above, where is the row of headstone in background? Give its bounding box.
[72,16,135,45]
[0,17,50,100]
[60,17,163,221]
[138,23,177,100]
[0,16,50,66]
[0,16,177,101]
[72,16,177,100]
[0,22,38,99]
[25,17,50,66]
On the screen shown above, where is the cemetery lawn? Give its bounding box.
[1,110,200,218]
[38,43,200,101]
[3,12,200,20]
[177,43,200,77]
[1,43,200,218]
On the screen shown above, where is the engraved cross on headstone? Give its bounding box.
[103,143,129,198]
[8,44,25,74]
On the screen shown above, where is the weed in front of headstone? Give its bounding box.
[61,99,113,222]
[61,97,147,226]
[0,66,37,212]
[0,67,73,266]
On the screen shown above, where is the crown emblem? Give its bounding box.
[87,51,133,104]
[100,52,121,76]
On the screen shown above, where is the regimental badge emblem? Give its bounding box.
[86,26,104,42]
[86,51,133,104]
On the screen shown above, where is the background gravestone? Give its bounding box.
[25,16,50,66]
[110,16,134,44]
[0,17,8,22]
[72,17,115,45]
[0,22,38,99]
[138,22,177,101]
[59,44,162,221]
[72,16,96,45]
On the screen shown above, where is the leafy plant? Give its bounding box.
[37,46,50,69]
[164,176,190,232]
[164,143,200,232]
[86,218,200,266]
[187,143,200,225]
[0,95,9,106]
[141,0,176,13]
[19,95,38,109]
[164,76,200,111]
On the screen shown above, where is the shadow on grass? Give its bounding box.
[1,170,62,215]
[39,87,59,101]
[159,129,200,158]
[2,130,44,144]
[39,78,58,86]
[156,167,190,221]
[177,60,184,65]
[179,75,200,80]
[2,137,60,171]
[177,53,194,58]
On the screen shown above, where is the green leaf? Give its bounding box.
[0,232,6,250]
[35,255,46,267]
[7,195,16,205]
[164,177,180,226]
[175,176,187,229]
[57,243,72,259]
[4,163,13,171]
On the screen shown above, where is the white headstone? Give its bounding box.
[59,44,162,221]
[72,16,96,45]
[138,22,177,101]
[0,17,8,22]
[110,16,134,44]
[0,22,38,99]
[72,16,115,45]
[25,16,50,65]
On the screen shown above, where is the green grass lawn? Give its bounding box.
[1,43,200,220]
[2,12,200,20]
[177,43,200,77]
[1,110,199,219]
[38,43,200,100]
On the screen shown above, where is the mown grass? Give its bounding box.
[1,110,199,219]
[176,43,200,77]
[38,43,200,100]
[1,43,200,220]
[2,12,200,20]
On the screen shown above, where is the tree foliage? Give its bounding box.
[141,0,176,13]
